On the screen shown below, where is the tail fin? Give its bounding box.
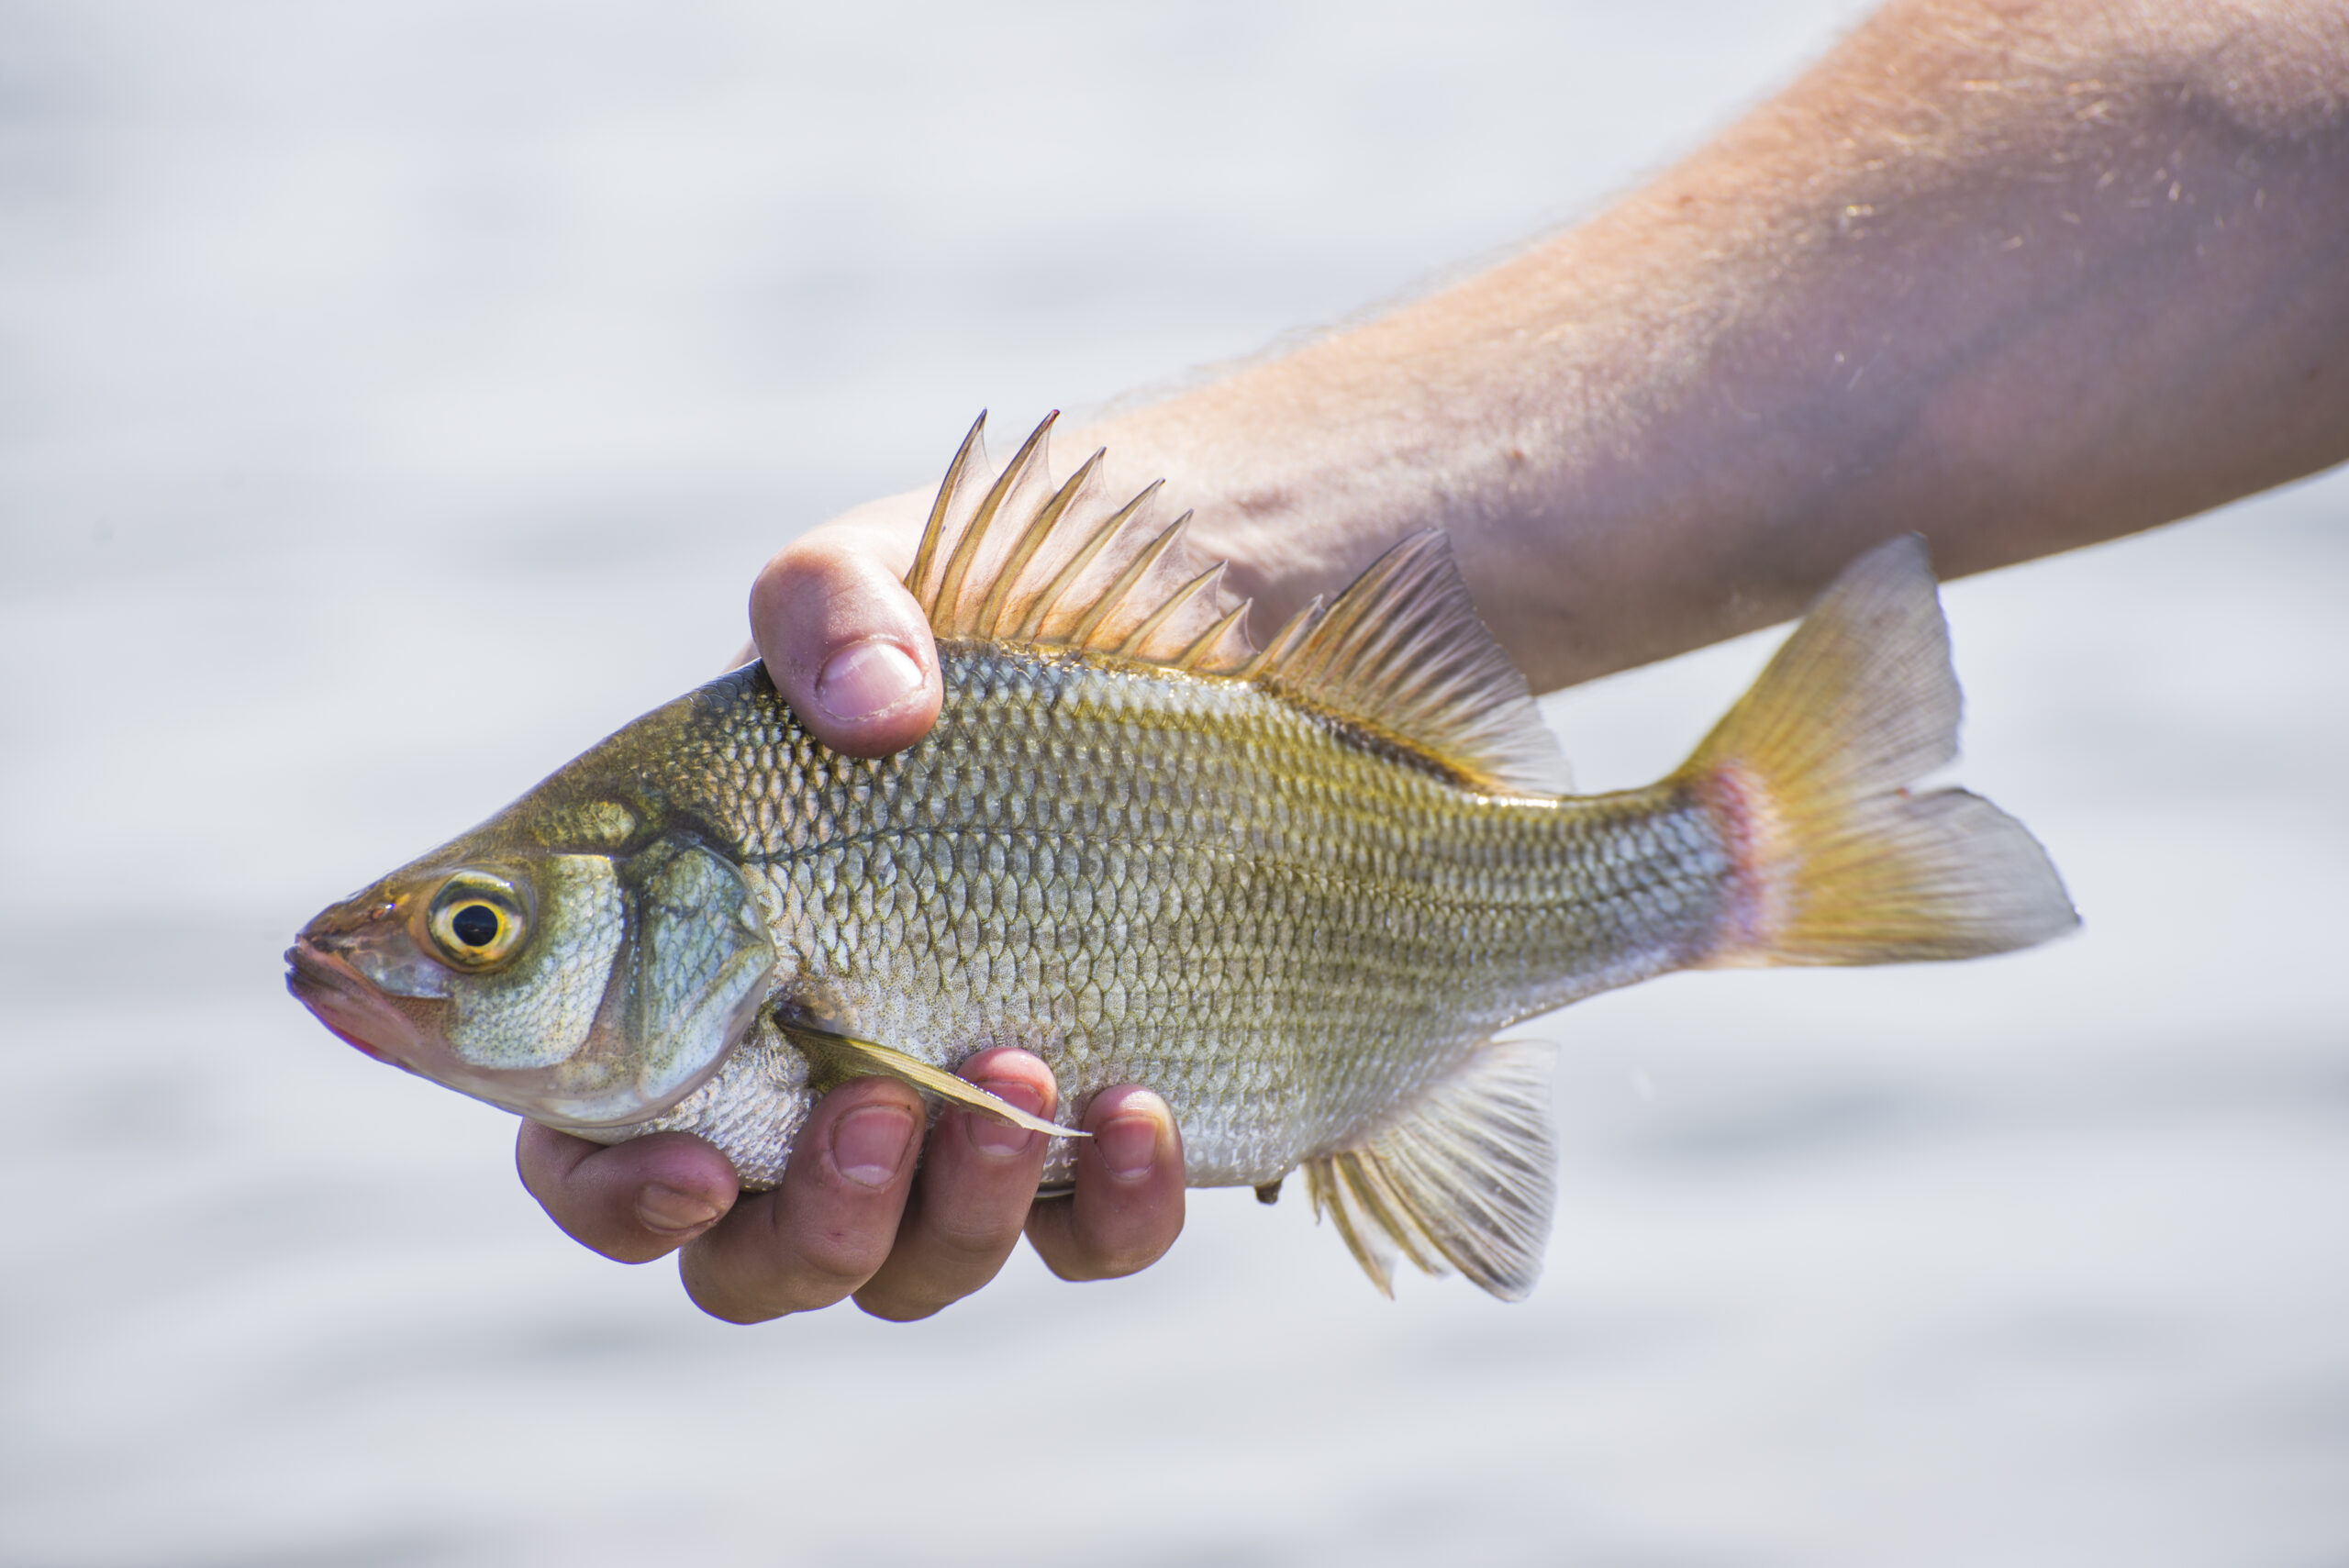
[1679,535,2076,966]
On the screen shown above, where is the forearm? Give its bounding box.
[697,0,2348,1322]
[1069,0,2349,688]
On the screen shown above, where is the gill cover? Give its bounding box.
[442,840,776,1129]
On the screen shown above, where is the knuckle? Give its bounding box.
[787,1251,878,1300]
[788,1220,897,1294]
[686,1285,783,1327]
[852,1286,950,1323]
[919,1207,1029,1263]
[1029,1218,1144,1284]
[1081,1243,1157,1281]
[679,1258,785,1325]
[681,1252,853,1325]
[1072,1208,1183,1282]
[586,1230,674,1266]
[1038,1252,1097,1284]
[747,553,806,622]
[676,1204,886,1324]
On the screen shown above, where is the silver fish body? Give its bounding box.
[597,641,1728,1192]
[291,417,2075,1297]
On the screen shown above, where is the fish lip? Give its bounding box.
[285,938,412,1063]
[283,935,660,1128]
[283,937,355,999]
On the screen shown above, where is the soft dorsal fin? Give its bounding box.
[904,413,1568,796]
[1246,531,1568,795]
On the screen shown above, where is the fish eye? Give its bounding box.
[425,873,529,969]
[450,904,500,947]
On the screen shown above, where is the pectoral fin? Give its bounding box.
[777,1020,1087,1139]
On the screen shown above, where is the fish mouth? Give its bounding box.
[285,939,420,1064]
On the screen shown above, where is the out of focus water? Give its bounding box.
[4,4,2345,1564]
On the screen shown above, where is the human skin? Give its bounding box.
[521,0,2349,1323]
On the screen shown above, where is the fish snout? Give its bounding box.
[297,887,406,950]
[284,936,420,1064]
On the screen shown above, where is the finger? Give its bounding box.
[852,1049,1058,1322]
[516,1123,738,1264]
[1025,1085,1186,1282]
[748,513,941,758]
[677,1076,925,1324]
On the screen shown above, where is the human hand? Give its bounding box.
[518,490,1190,1320]
[518,1051,1184,1321]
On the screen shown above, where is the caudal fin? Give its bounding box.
[1679,535,2076,967]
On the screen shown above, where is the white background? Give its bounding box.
[3,3,2344,1563]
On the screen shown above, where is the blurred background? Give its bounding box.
[3,2,2344,1564]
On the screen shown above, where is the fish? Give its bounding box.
[287,413,2076,1299]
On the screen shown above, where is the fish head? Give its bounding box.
[287,808,777,1131]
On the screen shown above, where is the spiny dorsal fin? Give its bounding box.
[906,412,1251,672]
[1303,1038,1559,1301]
[904,414,1567,796]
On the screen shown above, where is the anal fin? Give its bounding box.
[777,1020,1086,1139]
[1304,1040,1558,1301]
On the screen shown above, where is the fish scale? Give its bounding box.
[607,641,1733,1193]
[288,417,2075,1299]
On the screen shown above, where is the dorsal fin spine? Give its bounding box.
[1236,596,1324,682]
[1015,480,1162,641]
[1175,599,1252,672]
[1069,515,1188,648]
[905,416,1568,796]
[906,413,987,612]
[1115,559,1224,658]
[978,447,1102,635]
[935,412,1055,623]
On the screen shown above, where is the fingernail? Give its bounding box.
[966,1078,1045,1157]
[833,1104,917,1187]
[1098,1108,1163,1183]
[636,1183,722,1235]
[815,640,922,723]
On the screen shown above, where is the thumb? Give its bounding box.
[748,518,942,758]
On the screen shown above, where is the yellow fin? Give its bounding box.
[1251,531,1568,795]
[904,413,1250,671]
[776,1019,1085,1138]
[1305,1039,1558,1301]
[903,416,1567,795]
[1680,534,2078,965]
